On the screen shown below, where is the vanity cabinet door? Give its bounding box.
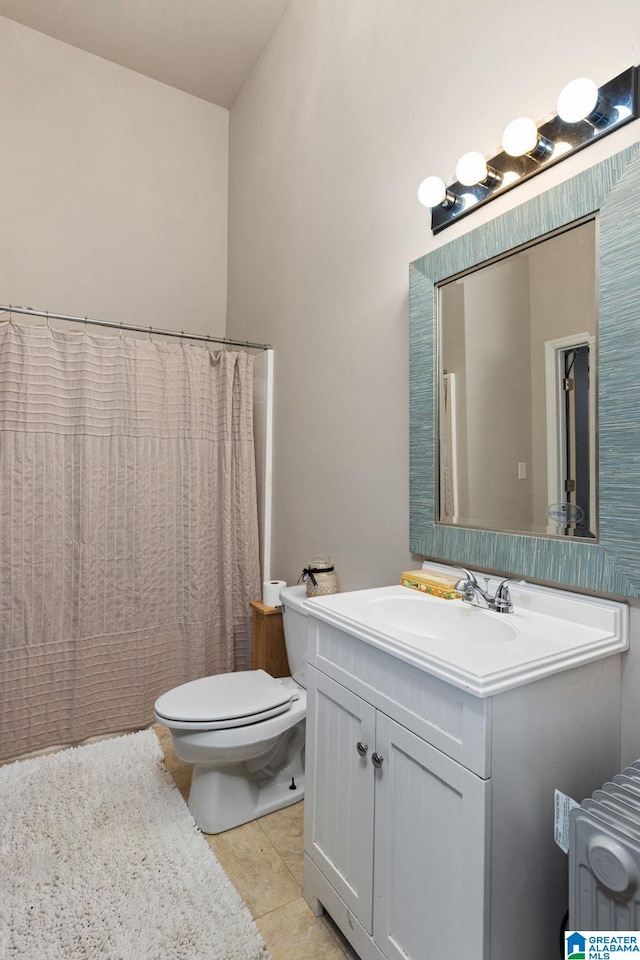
[373,713,490,960]
[306,668,376,931]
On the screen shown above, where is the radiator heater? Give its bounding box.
[569,761,640,928]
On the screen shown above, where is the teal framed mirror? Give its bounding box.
[410,145,640,598]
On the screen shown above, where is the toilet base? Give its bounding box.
[188,755,305,834]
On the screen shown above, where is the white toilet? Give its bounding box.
[154,584,308,834]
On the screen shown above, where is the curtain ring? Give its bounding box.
[149,326,153,341]
[84,317,88,335]
[45,311,50,330]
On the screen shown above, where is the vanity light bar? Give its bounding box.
[422,65,639,235]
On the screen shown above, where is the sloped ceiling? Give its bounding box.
[0,0,290,107]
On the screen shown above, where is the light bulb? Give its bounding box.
[418,176,447,208]
[501,171,521,187]
[456,151,489,186]
[557,77,599,123]
[552,141,572,159]
[502,117,538,157]
[502,116,554,161]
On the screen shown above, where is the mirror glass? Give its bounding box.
[437,219,597,539]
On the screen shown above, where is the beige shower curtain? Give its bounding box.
[0,320,261,762]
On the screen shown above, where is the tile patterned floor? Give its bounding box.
[153,724,360,960]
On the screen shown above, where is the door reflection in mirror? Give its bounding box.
[438,218,597,539]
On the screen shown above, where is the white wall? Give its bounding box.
[0,16,229,335]
[227,0,640,592]
[227,0,640,761]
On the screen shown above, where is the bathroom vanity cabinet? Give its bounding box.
[303,599,625,960]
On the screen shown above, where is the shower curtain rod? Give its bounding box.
[0,304,272,351]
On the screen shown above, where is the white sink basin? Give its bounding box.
[304,581,628,697]
[368,594,517,644]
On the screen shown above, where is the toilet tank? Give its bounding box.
[280,584,309,689]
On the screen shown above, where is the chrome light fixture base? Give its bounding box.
[430,66,639,234]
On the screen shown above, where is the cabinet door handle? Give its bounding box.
[356,741,368,757]
[371,752,384,769]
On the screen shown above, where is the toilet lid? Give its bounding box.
[154,669,294,726]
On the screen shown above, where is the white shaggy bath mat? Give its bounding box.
[0,729,271,959]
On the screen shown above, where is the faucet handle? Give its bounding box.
[493,578,526,614]
[454,568,478,603]
[495,577,526,595]
[457,568,478,586]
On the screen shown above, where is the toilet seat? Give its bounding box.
[168,689,306,753]
[154,669,296,731]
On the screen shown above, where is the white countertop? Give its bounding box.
[304,581,629,697]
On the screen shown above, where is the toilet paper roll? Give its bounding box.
[263,580,287,608]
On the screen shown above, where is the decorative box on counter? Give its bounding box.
[400,569,462,600]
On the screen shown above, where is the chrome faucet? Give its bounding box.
[454,569,523,614]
